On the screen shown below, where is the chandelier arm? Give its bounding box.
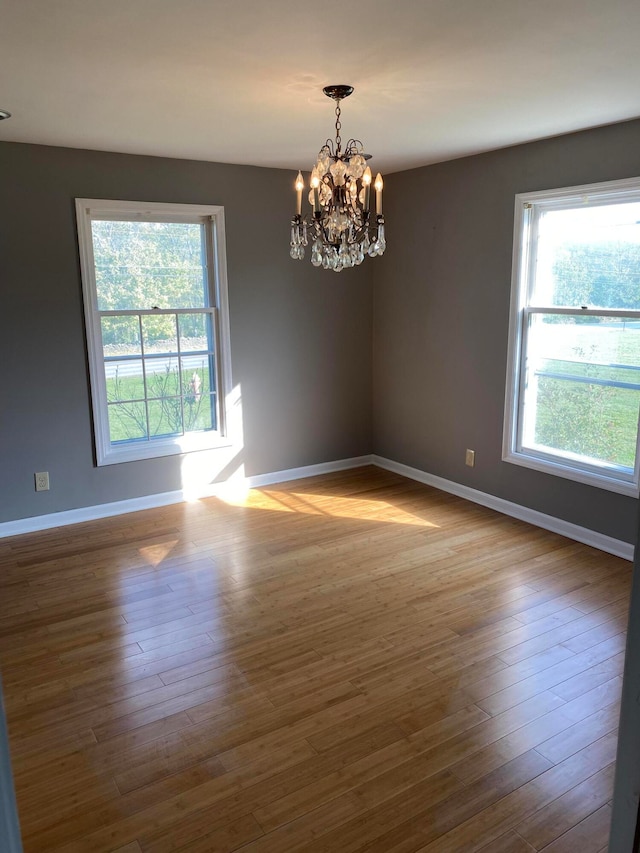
[343,139,366,157]
[309,212,374,249]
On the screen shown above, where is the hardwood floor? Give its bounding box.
[0,466,631,852]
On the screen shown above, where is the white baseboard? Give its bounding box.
[373,455,635,562]
[241,455,375,489]
[0,455,374,539]
[1,453,634,561]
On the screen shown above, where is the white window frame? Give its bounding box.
[76,198,233,466]
[503,176,640,497]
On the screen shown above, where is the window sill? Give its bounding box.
[502,448,639,498]
[97,433,234,466]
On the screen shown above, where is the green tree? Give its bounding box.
[92,220,207,345]
[552,241,640,310]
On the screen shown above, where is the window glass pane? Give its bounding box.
[101,316,141,357]
[108,402,148,443]
[105,360,145,402]
[144,356,180,399]
[181,355,213,396]
[148,398,183,438]
[142,314,178,354]
[184,394,216,433]
[91,221,207,310]
[533,202,640,309]
[522,315,640,471]
[179,312,213,353]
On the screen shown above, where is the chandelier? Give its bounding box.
[290,85,385,272]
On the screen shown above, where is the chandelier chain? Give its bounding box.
[334,101,342,154]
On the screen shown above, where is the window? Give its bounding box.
[503,177,640,496]
[76,199,232,466]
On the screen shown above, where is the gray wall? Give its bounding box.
[610,503,640,851]
[0,679,22,851]
[3,120,640,541]
[373,118,640,545]
[0,143,372,523]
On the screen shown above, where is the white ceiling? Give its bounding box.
[1,0,640,175]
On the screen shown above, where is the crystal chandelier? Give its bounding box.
[290,85,385,272]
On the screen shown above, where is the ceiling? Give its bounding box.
[1,0,640,175]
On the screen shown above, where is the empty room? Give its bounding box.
[1,1,640,851]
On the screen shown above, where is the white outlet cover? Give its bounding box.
[35,472,50,491]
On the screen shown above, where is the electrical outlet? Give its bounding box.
[465,449,475,468]
[35,472,50,492]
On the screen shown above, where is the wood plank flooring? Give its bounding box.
[0,466,631,852]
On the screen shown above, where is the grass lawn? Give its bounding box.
[105,363,215,442]
[528,321,640,469]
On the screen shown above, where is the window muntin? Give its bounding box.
[103,309,217,445]
[77,200,231,466]
[504,178,640,496]
[520,313,640,474]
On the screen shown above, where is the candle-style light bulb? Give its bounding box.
[295,170,304,216]
[310,167,321,214]
[374,172,383,215]
[362,167,372,212]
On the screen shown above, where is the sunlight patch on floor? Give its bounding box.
[137,540,180,566]
[220,488,440,528]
